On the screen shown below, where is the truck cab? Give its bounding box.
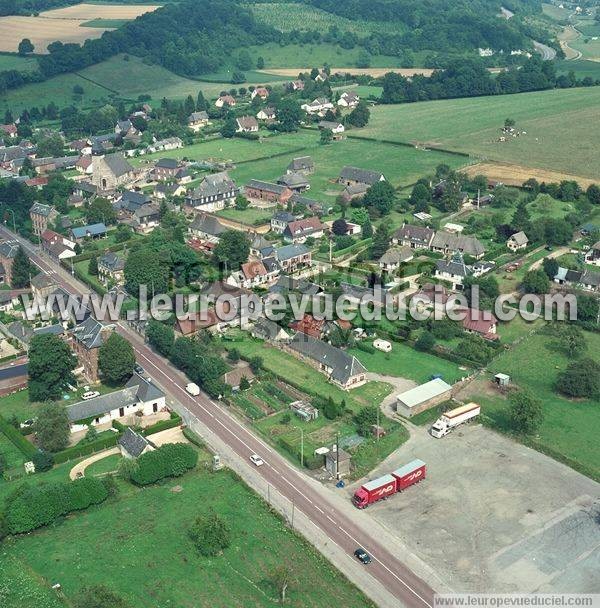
[430,418,449,438]
[352,488,369,508]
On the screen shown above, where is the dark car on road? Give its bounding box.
[354,548,371,564]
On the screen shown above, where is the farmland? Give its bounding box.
[356,87,600,180]
[0,466,373,608]
[39,3,160,20]
[0,53,39,72]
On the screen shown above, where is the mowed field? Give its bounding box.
[355,87,600,180]
[1,467,373,608]
[0,3,159,53]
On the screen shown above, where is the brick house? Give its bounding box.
[245,180,293,205]
[30,202,58,237]
[69,317,115,383]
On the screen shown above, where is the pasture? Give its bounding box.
[356,87,600,180]
[0,53,39,71]
[465,328,600,481]
[1,467,373,608]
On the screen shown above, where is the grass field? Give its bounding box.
[0,53,39,72]
[469,328,600,480]
[1,467,373,608]
[356,87,600,180]
[216,206,273,225]
[348,342,467,384]
[80,18,130,28]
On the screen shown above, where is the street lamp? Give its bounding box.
[2,207,16,234]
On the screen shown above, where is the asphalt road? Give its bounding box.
[6,227,436,608]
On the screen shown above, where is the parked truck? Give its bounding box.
[429,402,480,438]
[185,382,200,396]
[352,459,426,508]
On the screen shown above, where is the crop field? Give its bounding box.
[0,3,159,54]
[246,2,403,35]
[40,3,160,20]
[356,87,600,180]
[80,18,130,28]
[1,468,373,608]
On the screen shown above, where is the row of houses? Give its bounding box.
[393,223,486,259]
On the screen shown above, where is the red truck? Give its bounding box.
[352,459,426,509]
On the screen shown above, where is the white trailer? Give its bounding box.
[373,339,392,353]
[186,382,200,396]
[430,402,480,438]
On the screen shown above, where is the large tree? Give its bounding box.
[370,223,391,259]
[213,230,250,270]
[347,101,370,128]
[276,98,302,132]
[508,390,543,435]
[10,245,33,288]
[86,197,117,225]
[18,38,34,56]
[557,358,600,398]
[146,319,175,358]
[363,180,396,215]
[28,334,76,402]
[34,402,70,452]
[521,269,550,294]
[124,248,170,297]
[98,333,135,386]
[189,511,231,557]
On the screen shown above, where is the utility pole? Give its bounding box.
[291,500,295,529]
[376,405,380,462]
[336,432,340,480]
[300,427,304,468]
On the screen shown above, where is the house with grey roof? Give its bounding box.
[392,224,436,249]
[271,210,298,233]
[117,190,151,215]
[71,223,107,242]
[91,152,135,191]
[339,166,385,187]
[277,172,310,192]
[287,156,314,175]
[30,202,58,236]
[98,251,125,285]
[252,318,290,342]
[70,316,115,383]
[67,373,166,432]
[118,427,156,459]
[287,333,367,390]
[275,243,311,272]
[435,255,472,290]
[185,171,238,212]
[430,231,485,259]
[236,116,259,133]
[379,246,414,271]
[187,111,210,131]
[188,213,228,243]
[318,120,344,134]
[507,231,529,252]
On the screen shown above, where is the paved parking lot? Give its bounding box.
[347,423,600,593]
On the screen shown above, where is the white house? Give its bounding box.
[67,374,166,433]
[301,98,333,115]
[318,120,345,134]
[507,231,529,252]
[337,91,360,108]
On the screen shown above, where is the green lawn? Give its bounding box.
[349,342,467,384]
[473,328,600,480]
[356,87,600,179]
[83,453,122,476]
[0,430,25,474]
[1,467,374,608]
[216,206,273,226]
[0,53,39,72]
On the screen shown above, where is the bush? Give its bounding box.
[0,415,37,458]
[141,412,182,436]
[130,443,198,486]
[53,432,119,465]
[356,341,376,354]
[4,477,109,534]
[32,450,54,472]
[189,510,231,557]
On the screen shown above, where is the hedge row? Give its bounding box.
[130,443,198,486]
[3,477,109,535]
[142,413,182,436]
[0,415,37,459]
[182,427,205,449]
[53,432,119,465]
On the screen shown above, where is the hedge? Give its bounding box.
[142,412,182,436]
[3,477,109,534]
[0,415,37,459]
[130,443,198,486]
[53,432,120,465]
[182,427,205,449]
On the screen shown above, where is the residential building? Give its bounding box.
[337,91,360,107]
[117,190,152,215]
[392,224,435,249]
[460,308,498,340]
[132,203,161,234]
[67,373,166,432]
[71,223,107,243]
[40,229,76,261]
[91,153,135,191]
[145,137,183,154]
[70,317,115,383]
[251,87,269,100]
[289,313,324,339]
[188,213,227,243]
[290,80,305,91]
[287,333,367,390]
[252,318,290,342]
[236,116,259,133]
[98,251,125,285]
[318,120,345,134]
[152,158,183,181]
[249,232,274,258]
[256,106,276,121]
[30,202,58,237]
[215,95,236,108]
[224,365,256,391]
[31,272,58,301]
[338,166,385,187]
[275,243,311,271]
[554,266,600,292]
[287,156,314,175]
[271,210,297,233]
[0,123,17,139]
[301,98,333,115]
[507,231,529,252]
[430,231,485,259]
[245,180,293,205]
[585,241,600,266]
[118,427,156,459]
[341,183,369,202]
[187,111,210,132]
[283,216,326,243]
[379,246,414,272]
[435,255,472,290]
[227,260,270,289]
[76,155,93,174]
[185,172,238,212]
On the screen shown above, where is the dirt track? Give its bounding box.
[461,161,597,189]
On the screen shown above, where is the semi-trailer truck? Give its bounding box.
[429,402,480,438]
[352,459,426,508]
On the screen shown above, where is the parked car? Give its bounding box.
[249,454,264,466]
[134,364,144,374]
[19,418,35,429]
[81,391,100,400]
[354,548,371,564]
